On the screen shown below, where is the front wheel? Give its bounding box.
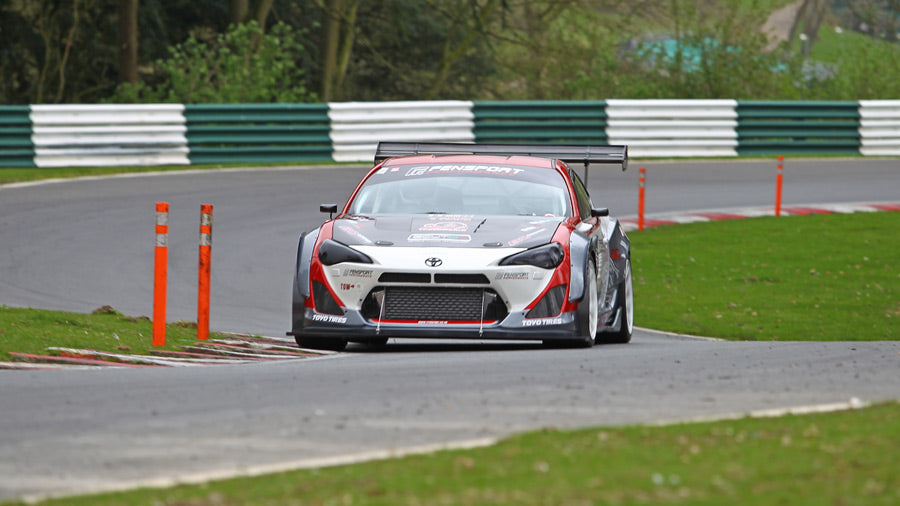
[545,257,597,348]
[597,258,633,344]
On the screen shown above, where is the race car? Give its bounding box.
[289,142,633,351]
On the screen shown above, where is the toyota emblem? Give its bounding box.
[425,257,443,267]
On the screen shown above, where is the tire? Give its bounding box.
[295,334,348,352]
[545,257,597,348]
[597,258,633,344]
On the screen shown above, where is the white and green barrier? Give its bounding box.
[2,100,899,168]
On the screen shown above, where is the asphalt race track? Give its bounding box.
[2,159,899,501]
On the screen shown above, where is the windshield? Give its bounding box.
[348,164,571,216]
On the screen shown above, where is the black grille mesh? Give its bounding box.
[383,287,483,321]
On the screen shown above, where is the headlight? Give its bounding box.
[499,243,564,269]
[317,239,373,266]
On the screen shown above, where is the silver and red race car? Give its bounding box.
[289,142,633,350]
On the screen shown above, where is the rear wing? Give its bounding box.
[374,142,628,171]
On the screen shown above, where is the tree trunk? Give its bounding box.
[117,0,138,85]
[332,0,358,100]
[320,0,343,102]
[251,0,274,28]
[231,0,248,25]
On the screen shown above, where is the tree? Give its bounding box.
[112,21,316,103]
[230,0,274,28]
[843,0,900,42]
[118,0,138,84]
[790,0,829,53]
[318,0,359,101]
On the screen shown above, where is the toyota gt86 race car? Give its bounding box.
[289,142,633,351]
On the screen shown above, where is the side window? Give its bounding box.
[569,170,592,220]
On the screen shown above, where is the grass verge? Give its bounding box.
[0,162,351,186]
[19,402,900,505]
[0,306,222,362]
[631,211,899,340]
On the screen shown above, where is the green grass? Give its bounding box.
[0,306,220,362]
[19,402,900,505]
[631,212,900,340]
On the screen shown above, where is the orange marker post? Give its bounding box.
[775,155,784,217]
[153,202,169,347]
[638,168,646,231]
[198,204,213,341]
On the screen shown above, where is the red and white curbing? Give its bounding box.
[620,201,900,232]
[0,335,331,370]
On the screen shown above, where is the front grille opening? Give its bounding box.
[526,284,567,318]
[434,273,490,284]
[312,281,344,315]
[378,272,431,283]
[361,287,508,322]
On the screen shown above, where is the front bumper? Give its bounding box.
[289,306,583,341]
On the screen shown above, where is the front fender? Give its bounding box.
[567,230,591,303]
[292,228,321,335]
[293,229,320,301]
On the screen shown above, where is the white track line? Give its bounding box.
[20,437,498,504]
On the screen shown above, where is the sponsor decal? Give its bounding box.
[430,214,475,222]
[340,283,358,291]
[522,317,564,327]
[311,314,348,324]
[507,227,549,246]
[338,225,374,244]
[408,233,472,243]
[404,165,525,177]
[495,272,529,280]
[345,268,374,278]
[420,221,468,232]
[418,320,448,325]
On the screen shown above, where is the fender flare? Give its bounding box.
[294,228,320,299]
[567,230,596,303]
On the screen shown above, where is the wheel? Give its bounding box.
[295,334,348,351]
[597,258,632,344]
[545,257,597,348]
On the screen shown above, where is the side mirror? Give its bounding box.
[591,207,609,217]
[320,204,338,219]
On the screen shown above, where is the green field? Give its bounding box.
[0,306,221,362]
[0,162,352,187]
[631,212,899,341]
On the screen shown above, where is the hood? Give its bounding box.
[331,214,562,249]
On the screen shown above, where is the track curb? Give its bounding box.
[619,201,900,231]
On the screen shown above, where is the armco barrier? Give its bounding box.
[736,101,861,155]
[185,103,331,164]
[474,101,608,145]
[0,106,35,168]
[30,104,189,167]
[859,100,900,156]
[2,100,899,169]
[329,101,474,162]
[606,99,738,158]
